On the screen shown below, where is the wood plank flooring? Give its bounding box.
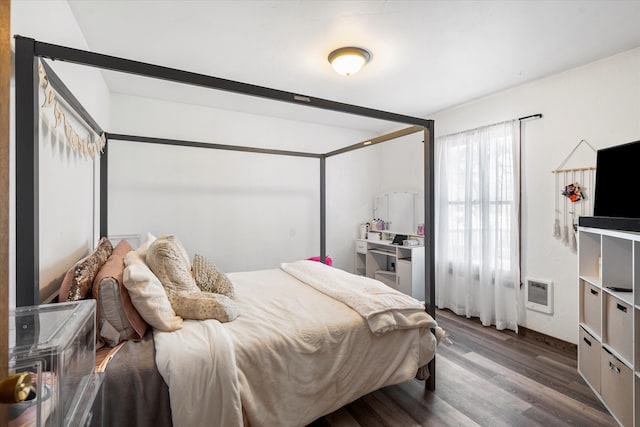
[309,309,615,427]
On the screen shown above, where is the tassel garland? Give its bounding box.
[38,60,105,158]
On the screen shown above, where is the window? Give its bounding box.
[435,120,519,331]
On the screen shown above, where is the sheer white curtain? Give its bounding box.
[435,120,520,331]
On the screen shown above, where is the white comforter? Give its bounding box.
[154,264,437,427]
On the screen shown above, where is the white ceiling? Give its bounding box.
[66,0,640,130]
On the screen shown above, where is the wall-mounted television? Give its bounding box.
[580,140,640,232]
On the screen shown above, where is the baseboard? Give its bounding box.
[517,325,576,355]
[436,308,577,356]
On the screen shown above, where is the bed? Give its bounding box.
[13,36,438,425]
[159,263,436,426]
[67,232,438,426]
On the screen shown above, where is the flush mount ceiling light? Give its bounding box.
[327,47,371,77]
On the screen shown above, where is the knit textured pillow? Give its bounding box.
[191,254,235,298]
[146,236,238,322]
[146,235,199,294]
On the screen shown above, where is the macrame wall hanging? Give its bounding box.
[552,139,596,252]
[38,60,106,157]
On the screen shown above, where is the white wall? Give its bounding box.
[11,0,111,305]
[109,93,377,272]
[374,132,425,203]
[326,131,425,274]
[429,48,640,343]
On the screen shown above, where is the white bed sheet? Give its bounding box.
[155,267,437,427]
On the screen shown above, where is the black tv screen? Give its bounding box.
[593,140,640,219]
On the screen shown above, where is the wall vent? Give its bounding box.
[525,277,553,314]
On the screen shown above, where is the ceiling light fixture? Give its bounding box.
[327,47,371,77]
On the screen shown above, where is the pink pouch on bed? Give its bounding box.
[306,256,333,266]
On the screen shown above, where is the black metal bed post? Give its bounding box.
[100,137,108,238]
[424,124,435,319]
[424,123,436,391]
[320,156,326,264]
[15,37,39,307]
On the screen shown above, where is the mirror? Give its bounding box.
[373,191,424,235]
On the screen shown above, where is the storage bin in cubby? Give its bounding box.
[578,326,601,393]
[635,375,640,427]
[604,293,633,363]
[600,348,633,427]
[580,280,601,337]
[633,372,640,425]
[636,307,640,371]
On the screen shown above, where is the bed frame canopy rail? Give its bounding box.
[14,35,436,389]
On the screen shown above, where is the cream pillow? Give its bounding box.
[135,232,157,259]
[146,236,238,322]
[123,250,183,332]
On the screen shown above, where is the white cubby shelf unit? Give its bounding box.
[578,226,640,427]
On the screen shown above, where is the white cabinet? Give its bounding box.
[354,239,424,300]
[578,226,640,426]
[355,239,367,276]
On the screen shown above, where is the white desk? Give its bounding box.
[355,238,425,300]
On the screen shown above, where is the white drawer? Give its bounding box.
[581,281,601,337]
[600,348,633,427]
[355,240,367,254]
[578,327,601,393]
[604,294,632,363]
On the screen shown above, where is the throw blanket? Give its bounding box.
[281,260,436,335]
[154,319,242,427]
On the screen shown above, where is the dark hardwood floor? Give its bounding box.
[309,309,615,427]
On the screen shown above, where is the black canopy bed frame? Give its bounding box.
[14,36,436,391]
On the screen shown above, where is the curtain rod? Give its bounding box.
[519,113,543,121]
[440,113,543,139]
